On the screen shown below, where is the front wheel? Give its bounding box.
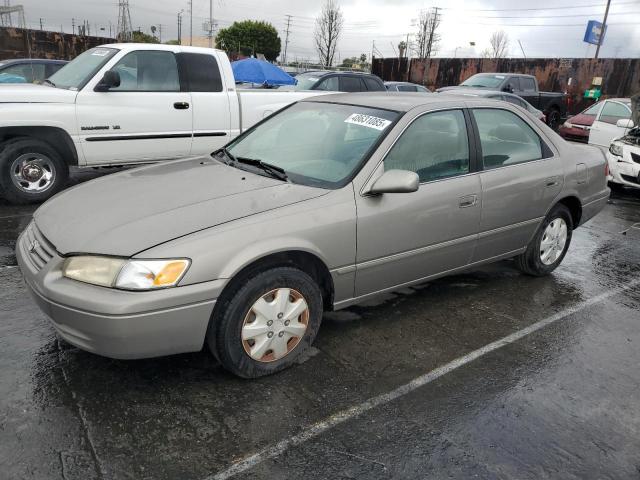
[0,138,69,204]
[209,267,323,378]
[515,204,573,276]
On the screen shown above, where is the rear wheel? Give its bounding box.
[516,204,573,276]
[0,138,68,204]
[208,267,323,378]
[546,108,561,130]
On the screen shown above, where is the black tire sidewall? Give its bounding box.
[214,267,323,378]
[0,139,68,204]
[547,109,561,130]
[527,204,573,275]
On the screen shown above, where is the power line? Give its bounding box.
[439,0,638,11]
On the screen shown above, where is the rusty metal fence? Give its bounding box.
[373,56,640,115]
[0,27,114,61]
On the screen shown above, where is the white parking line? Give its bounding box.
[206,280,640,480]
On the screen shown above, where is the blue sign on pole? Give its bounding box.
[584,20,606,45]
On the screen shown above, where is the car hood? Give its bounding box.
[0,83,77,103]
[566,113,595,127]
[34,157,327,257]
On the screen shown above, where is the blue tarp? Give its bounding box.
[231,58,295,86]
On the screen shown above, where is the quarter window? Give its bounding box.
[364,77,383,91]
[111,51,180,91]
[179,52,222,92]
[472,109,543,170]
[384,109,470,183]
[598,101,631,125]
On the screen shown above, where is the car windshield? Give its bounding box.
[293,73,322,90]
[460,74,505,88]
[48,47,118,90]
[225,102,399,188]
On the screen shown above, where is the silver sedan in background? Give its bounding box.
[17,93,608,378]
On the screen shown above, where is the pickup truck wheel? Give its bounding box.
[0,138,69,204]
[210,267,323,378]
[515,204,573,276]
[546,108,561,130]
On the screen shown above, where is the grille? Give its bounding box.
[621,174,640,185]
[631,152,640,165]
[21,222,56,271]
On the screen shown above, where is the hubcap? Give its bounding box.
[10,153,56,194]
[540,218,568,265]
[241,288,309,362]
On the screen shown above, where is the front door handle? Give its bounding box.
[459,194,478,208]
[174,102,190,110]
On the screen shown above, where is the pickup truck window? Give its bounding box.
[460,74,504,88]
[384,110,470,183]
[111,51,180,92]
[48,47,118,90]
[598,101,631,125]
[473,108,543,170]
[505,77,520,91]
[178,52,222,92]
[520,77,536,92]
[226,102,399,188]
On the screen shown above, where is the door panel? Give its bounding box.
[355,175,481,296]
[471,108,563,261]
[355,108,480,297]
[76,50,192,165]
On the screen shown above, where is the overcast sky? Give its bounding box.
[20,0,640,61]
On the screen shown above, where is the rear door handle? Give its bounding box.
[545,176,561,187]
[459,194,478,208]
[174,102,190,110]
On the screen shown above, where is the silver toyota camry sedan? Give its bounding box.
[17,93,609,378]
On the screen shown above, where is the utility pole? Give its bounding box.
[283,14,292,64]
[71,18,75,35]
[158,24,162,43]
[39,18,43,30]
[188,0,193,46]
[208,0,213,48]
[518,39,526,59]
[116,1,133,42]
[594,0,611,59]
[177,10,183,45]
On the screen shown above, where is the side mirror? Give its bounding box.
[502,85,513,93]
[616,118,634,129]
[94,70,121,92]
[368,169,419,194]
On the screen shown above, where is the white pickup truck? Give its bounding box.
[0,43,324,204]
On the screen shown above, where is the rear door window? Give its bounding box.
[364,77,383,91]
[340,76,364,92]
[520,77,536,92]
[178,52,222,92]
[316,76,339,91]
[472,108,543,170]
[397,85,417,92]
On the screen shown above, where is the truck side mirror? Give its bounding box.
[502,85,513,93]
[94,70,121,92]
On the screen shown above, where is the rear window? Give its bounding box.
[178,52,222,92]
[364,77,383,91]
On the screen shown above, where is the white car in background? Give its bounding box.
[588,98,635,147]
[607,131,640,190]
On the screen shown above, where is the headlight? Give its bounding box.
[609,142,623,157]
[62,256,190,290]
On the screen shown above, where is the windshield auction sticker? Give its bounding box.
[345,113,392,131]
[91,49,111,56]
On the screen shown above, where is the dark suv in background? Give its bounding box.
[292,71,386,92]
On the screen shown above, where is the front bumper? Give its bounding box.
[607,151,640,189]
[16,223,226,359]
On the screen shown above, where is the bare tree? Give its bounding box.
[488,30,509,59]
[314,0,344,68]
[413,8,441,59]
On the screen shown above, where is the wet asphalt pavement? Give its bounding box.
[1,170,640,480]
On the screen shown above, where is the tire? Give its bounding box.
[0,138,69,204]
[515,203,573,276]
[208,267,323,378]
[546,108,561,130]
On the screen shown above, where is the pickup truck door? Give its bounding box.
[76,49,192,165]
[514,76,539,108]
[178,52,232,156]
[588,100,633,147]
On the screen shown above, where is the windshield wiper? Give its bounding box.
[43,79,56,88]
[236,156,288,181]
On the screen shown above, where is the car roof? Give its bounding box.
[299,70,378,77]
[440,88,503,97]
[0,58,67,65]
[384,81,420,86]
[302,92,490,112]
